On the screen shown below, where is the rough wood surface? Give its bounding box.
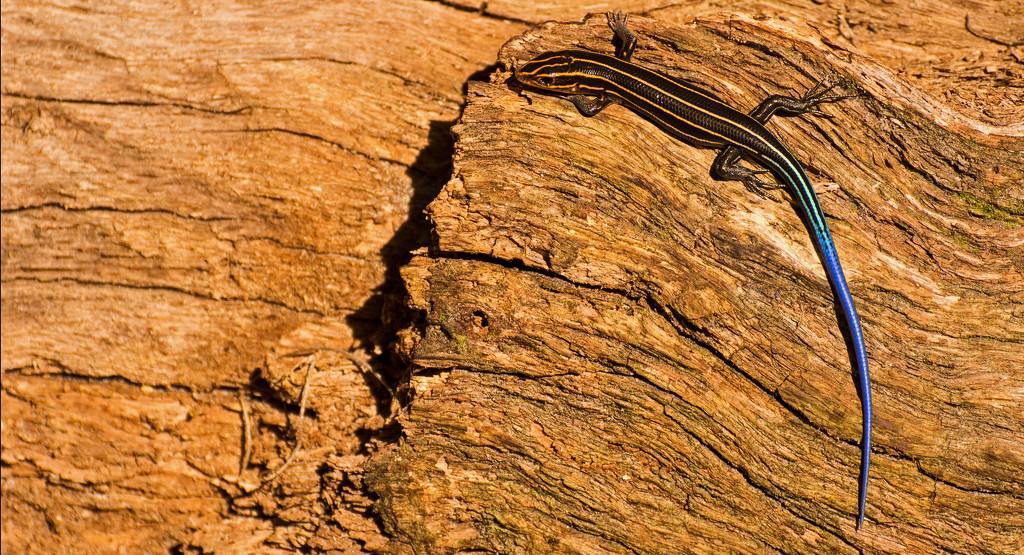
[2,1,521,552]
[3,0,1022,553]
[369,11,1024,555]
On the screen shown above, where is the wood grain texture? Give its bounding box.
[368,12,1024,555]
[2,0,521,552]
[3,0,1022,553]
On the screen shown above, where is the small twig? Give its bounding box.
[237,390,253,478]
[257,354,316,488]
[285,346,395,397]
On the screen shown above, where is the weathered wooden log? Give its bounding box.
[366,13,1024,554]
[4,0,1022,552]
[1,1,519,552]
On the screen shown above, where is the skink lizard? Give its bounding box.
[515,12,872,529]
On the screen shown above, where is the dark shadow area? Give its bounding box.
[324,64,501,548]
[346,64,500,417]
[344,116,454,413]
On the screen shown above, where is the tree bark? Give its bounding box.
[3,0,1022,554]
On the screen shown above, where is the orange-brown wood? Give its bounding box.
[3,0,1021,553]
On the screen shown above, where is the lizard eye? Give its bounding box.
[537,76,554,86]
